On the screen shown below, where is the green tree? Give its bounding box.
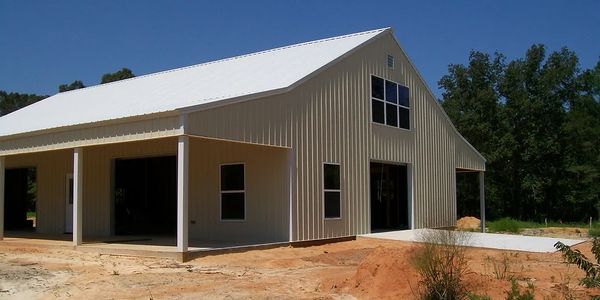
[58,80,85,93]
[100,68,135,84]
[439,51,510,219]
[562,60,600,219]
[0,90,48,116]
[440,45,599,222]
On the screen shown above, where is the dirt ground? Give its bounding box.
[1,234,599,299]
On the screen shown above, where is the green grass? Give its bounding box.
[487,218,590,233]
[589,222,600,237]
[487,218,535,233]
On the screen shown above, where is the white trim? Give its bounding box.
[177,135,189,252]
[219,162,246,222]
[73,148,83,246]
[322,162,342,220]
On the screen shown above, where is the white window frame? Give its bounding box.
[370,75,411,131]
[219,162,246,222]
[323,162,342,220]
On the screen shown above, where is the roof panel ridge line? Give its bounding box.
[176,28,391,114]
[53,28,391,97]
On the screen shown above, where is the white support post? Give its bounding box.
[73,148,83,246]
[0,157,5,240]
[479,171,485,233]
[177,136,189,252]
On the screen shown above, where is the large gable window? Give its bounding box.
[371,75,410,130]
[220,164,245,220]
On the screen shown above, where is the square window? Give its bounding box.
[399,107,410,129]
[386,103,398,127]
[371,76,384,100]
[221,192,245,220]
[221,164,244,191]
[399,86,410,107]
[324,191,341,218]
[372,99,385,124]
[385,80,398,103]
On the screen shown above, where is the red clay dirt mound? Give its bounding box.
[332,246,421,299]
[456,216,481,231]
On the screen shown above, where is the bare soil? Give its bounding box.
[1,235,599,299]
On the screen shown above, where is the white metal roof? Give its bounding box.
[0,28,388,138]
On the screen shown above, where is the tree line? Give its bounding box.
[442,45,600,222]
[0,68,135,116]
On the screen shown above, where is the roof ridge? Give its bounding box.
[57,28,389,96]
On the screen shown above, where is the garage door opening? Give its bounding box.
[4,167,37,231]
[370,162,409,232]
[114,156,176,238]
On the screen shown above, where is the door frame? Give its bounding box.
[368,160,414,232]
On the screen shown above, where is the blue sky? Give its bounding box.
[1,1,598,98]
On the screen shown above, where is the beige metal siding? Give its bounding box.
[187,32,484,239]
[0,115,181,156]
[455,137,486,171]
[188,137,289,242]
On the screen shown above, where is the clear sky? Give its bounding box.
[1,0,599,98]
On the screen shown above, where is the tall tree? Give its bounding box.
[439,51,510,219]
[58,80,85,93]
[100,68,135,84]
[441,45,599,222]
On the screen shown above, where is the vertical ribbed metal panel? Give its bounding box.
[183,32,485,239]
[187,138,289,242]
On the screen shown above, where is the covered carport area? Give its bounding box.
[0,131,292,261]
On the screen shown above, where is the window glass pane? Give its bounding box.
[221,192,245,219]
[385,81,397,103]
[386,104,398,127]
[399,107,410,129]
[372,99,385,124]
[399,86,410,107]
[371,76,384,100]
[324,191,341,218]
[324,164,340,190]
[221,164,244,191]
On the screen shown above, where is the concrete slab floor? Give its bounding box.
[361,229,585,253]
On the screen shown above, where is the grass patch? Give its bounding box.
[488,218,589,233]
[589,222,600,237]
[26,211,36,219]
[487,218,535,233]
